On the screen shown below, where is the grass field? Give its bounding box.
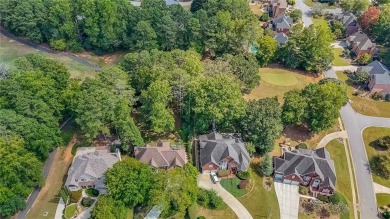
[245,66,320,102]
[363,127,390,188]
[376,193,390,208]
[220,178,247,197]
[326,139,354,219]
[303,0,337,9]
[0,34,96,79]
[249,4,264,17]
[336,71,390,117]
[197,205,238,219]
[64,204,77,219]
[238,169,280,219]
[312,17,328,27]
[333,48,351,66]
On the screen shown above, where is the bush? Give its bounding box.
[377,136,390,150]
[317,194,329,203]
[329,192,342,204]
[383,211,390,219]
[299,186,310,195]
[370,154,390,179]
[260,13,270,22]
[197,189,226,210]
[236,171,251,180]
[187,203,198,219]
[372,92,385,100]
[217,170,230,177]
[49,39,67,51]
[287,0,295,5]
[86,188,99,197]
[81,197,95,207]
[197,217,206,219]
[297,143,308,149]
[385,94,390,101]
[70,190,82,203]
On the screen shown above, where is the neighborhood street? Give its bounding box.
[295,0,313,27]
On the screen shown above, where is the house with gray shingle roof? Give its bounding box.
[199,132,250,174]
[357,60,390,94]
[346,31,376,57]
[134,140,187,170]
[335,11,359,36]
[269,0,288,18]
[271,14,293,34]
[274,32,288,46]
[274,148,336,196]
[65,147,120,192]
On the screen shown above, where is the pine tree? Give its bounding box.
[259,154,273,176]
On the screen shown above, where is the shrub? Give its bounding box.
[70,190,82,203]
[258,154,273,176]
[317,194,329,203]
[370,154,390,179]
[86,188,99,197]
[81,197,95,207]
[196,189,209,207]
[197,189,226,210]
[299,186,310,195]
[187,203,198,219]
[383,211,390,219]
[50,39,67,51]
[260,13,270,22]
[377,136,390,150]
[329,203,349,215]
[236,171,251,180]
[297,143,308,149]
[385,94,390,101]
[357,53,372,65]
[287,0,295,5]
[372,92,385,100]
[197,217,206,219]
[217,170,229,177]
[329,192,342,204]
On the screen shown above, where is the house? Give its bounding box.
[134,141,187,170]
[269,0,287,18]
[346,31,376,57]
[271,14,293,34]
[357,60,390,94]
[335,11,359,36]
[274,148,336,196]
[274,32,289,46]
[65,146,120,192]
[199,131,250,174]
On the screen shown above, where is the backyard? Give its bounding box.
[196,204,237,219]
[363,127,390,188]
[238,168,280,219]
[244,65,320,102]
[332,48,351,66]
[336,71,390,117]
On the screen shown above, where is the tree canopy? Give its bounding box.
[90,195,127,219]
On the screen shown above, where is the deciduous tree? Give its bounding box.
[359,6,381,33]
[282,89,307,125]
[90,195,126,219]
[256,36,278,67]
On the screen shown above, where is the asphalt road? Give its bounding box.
[295,0,313,27]
[325,68,390,218]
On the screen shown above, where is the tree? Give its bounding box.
[133,21,158,51]
[359,6,381,33]
[370,154,390,179]
[289,9,302,23]
[376,136,390,150]
[260,13,270,22]
[190,0,207,12]
[256,36,278,67]
[140,80,175,133]
[241,97,283,154]
[373,4,390,47]
[353,70,370,84]
[331,21,346,38]
[90,195,126,219]
[105,158,154,207]
[259,154,273,176]
[357,53,372,65]
[229,53,261,92]
[282,89,307,125]
[149,164,198,217]
[340,0,370,15]
[246,142,256,156]
[287,0,296,5]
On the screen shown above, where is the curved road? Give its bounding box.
[325,68,390,218]
[296,0,313,27]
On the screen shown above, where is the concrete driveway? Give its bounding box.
[274,182,299,219]
[198,174,253,219]
[295,0,313,27]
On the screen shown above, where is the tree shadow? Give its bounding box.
[369,139,388,154]
[282,125,313,143]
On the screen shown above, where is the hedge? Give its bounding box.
[70,190,82,203]
[236,171,251,180]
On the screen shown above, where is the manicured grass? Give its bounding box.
[249,4,264,17]
[126,208,134,219]
[238,168,280,219]
[311,17,328,27]
[0,34,96,79]
[220,178,247,198]
[325,139,354,219]
[64,204,77,219]
[245,66,320,102]
[336,71,390,117]
[303,0,337,9]
[332,48,351,66]
[363,127,390,188]
[376,193,390,208]
[197,205,237,219]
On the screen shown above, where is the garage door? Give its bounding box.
[283,179,292,184]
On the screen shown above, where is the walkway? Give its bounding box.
[274,182,299,219]
[295,0,313,27]
[197,174,253,219]
[333,66,358,72]
[373,183,390,194]
[54,198,65,219]
[316,131,347,149]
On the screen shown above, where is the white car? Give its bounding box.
[210,172,219,184]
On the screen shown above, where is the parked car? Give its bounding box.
[210,172,219,184]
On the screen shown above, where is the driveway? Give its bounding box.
[295,0,313,27]
[316,131,347,149]
[197,174,253,219]
[274,182,299,219]
[374,183,390,194]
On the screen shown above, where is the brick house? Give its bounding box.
[199,132,250,174]
[346,31,376,57]
[335,11,359,36]
[357,60,390,94]
[274,148,336,196]
[271,14,293,34]
[269,0,287,18]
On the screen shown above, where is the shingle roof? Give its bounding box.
[272,14,293,29]
[349,32,375,50]
[274,32,289,45]
[336,11,358,26]
[271,0,287,8]
[274,148,336,190]
[199,132,250,172]
[358,60,390,85]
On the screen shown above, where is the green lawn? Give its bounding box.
[332,48,351,66]
[64,204,77,219]
[197,205,238,219]
[126,208,134,219]
[0,34,96,79]
[238,169,280,219]
[311,17,328,27]
[336,71,390,117]
[326,139,354,219]
[303,0,337,9]
[245,66,320,102]
[363,127,390,188]
[376,193,390,208]
[220,178,247,198]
